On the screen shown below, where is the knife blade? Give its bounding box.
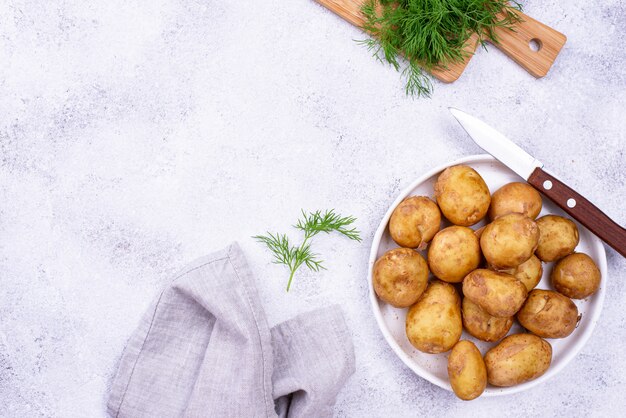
[449,108,626,257]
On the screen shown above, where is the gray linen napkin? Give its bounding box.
[107,242,355,418]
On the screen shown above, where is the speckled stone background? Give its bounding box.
[1,0,625,416]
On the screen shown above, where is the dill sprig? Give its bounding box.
[254,209,361,291]
[295,210,361,241]
[359,0,523,97]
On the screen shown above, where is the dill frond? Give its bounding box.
[359,0,523,97]
[294,209,362,241]
[254,209,361,291]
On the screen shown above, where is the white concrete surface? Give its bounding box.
[1,0,625,416]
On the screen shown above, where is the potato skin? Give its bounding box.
[389,196,441,248]
[373,248,429,308]
[551,253,601,299]
[406,281,462,353]
[434,165,491,226]
[535,215,579,262]
[428,226,481,283]
[501,255,543,292]
[488,182,542,220]
[462,269,528,318]
[517,290,579,338]
[480,213,539,269]
[448,341,487,400]
[484,334,552,387]
[462,298,513,342]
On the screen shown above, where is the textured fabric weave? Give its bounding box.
[107,242,354,418]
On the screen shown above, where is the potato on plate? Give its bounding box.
[373,248,429,308]
[517,289,579,339]
[428,226,481,283]
[484,334,552,387]
[551,253,601,299]
[462,269,528,318]
[535,215,579,262]
[480,213,539,269]
[501,255,543,292]
[448,341,487,400]
[406,281,462,354]
[434,165,491,226]
[389,196,441,248]
[462,298,513,342]
[488,182,542,220]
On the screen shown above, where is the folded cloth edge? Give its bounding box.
[271,304,356,418]
[222,241,275,417]
[107,242,276,418]
[107,242,355,418]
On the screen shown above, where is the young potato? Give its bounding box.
[462,269,528,318]
[517,289,579,339]
[448,341,487,400]
[535,215,579,262]
[373,248,429,308]
[462,298,513,342]
[389,196,441,248]
[488,182,542,220]
[484,334,552,387]
[480,213,539,269]
[406,281,462,354]
[428,226,481,283]
[551,253,601,299]
[500,255,543,292]
[434,165,491,226]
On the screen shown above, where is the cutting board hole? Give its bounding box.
[529,39,542,52]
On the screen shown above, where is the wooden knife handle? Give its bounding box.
[490,11,567,78]
[528,167,626,257]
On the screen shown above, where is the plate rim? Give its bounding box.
[367,154,608,397]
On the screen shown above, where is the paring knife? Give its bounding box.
[449,108,626,257]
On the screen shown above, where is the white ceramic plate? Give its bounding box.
[368,154,608,396]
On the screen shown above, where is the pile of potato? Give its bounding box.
[373,165,602,400]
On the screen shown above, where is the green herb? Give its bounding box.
[254,210,362,291]
[359,0,522,97]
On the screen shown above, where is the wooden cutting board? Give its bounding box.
[314,0,567,82]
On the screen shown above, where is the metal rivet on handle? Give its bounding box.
[567,198,576,208]
[543,180,553,190]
